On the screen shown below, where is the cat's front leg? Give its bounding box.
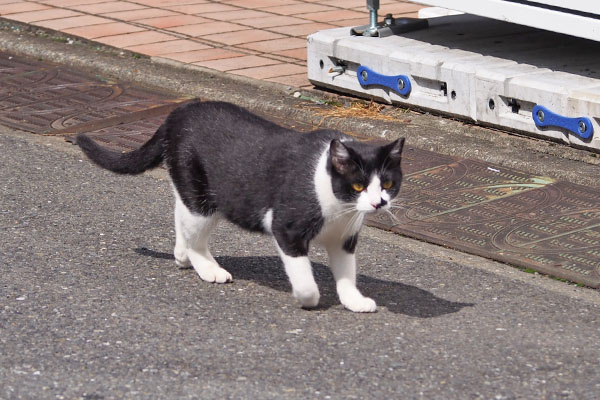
[274,241,320,309]
[327,238,377,313]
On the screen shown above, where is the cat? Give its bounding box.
[77,100,405,312]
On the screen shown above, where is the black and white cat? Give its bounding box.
[78,100,405,312]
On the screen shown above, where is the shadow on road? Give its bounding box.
[136,247,473,318]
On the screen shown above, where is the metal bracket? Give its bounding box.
[351,15,428,38]
[351,0,428,37]
[532,105,593,140]
[357,66,411,96]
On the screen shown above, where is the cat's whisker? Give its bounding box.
[341,211,364,240]
[385,209,401,224]
[335,207,357,218]
[330,205,358,221]
[388,199,409,211]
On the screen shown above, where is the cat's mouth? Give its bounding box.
[368,207,390,215]
[357,202,389,214]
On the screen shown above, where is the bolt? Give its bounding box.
[398,78,405,90]
[367,8,378,36]
[578,120,587,134]
[384,13,394,26]
[361,70,368,82]
[537,109,545,122]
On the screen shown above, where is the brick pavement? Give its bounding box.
[0,0,422,88]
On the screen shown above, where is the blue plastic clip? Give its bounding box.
[532,105,593,140]
[357,65,411,96]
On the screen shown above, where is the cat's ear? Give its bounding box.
[382,138,405,169]
[329,139,354,175]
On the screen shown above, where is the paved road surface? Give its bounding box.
[1,127,599,399]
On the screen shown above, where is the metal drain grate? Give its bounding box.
[367,148,600,287]
[64,116,167,153]
[0,53,186,135]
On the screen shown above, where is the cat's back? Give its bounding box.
[164,100,347,230]
[167,100,334,168]
[168,101,285,144]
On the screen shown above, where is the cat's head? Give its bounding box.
[328,138,405,213]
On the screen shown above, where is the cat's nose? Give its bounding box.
[372,199,387,209]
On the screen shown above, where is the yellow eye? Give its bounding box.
[382,180,394,190]
[352,183,365,192]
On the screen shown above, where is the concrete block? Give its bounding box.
[307,15,600,151]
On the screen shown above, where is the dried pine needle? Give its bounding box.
[305,99,411,124]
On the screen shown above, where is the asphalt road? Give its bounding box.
[1,127,599,400]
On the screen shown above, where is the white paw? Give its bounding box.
[174,248,191,268]
[293,285,320,309]
[194,264,232,284]
[341,296,377,313]
[175,257,191,268]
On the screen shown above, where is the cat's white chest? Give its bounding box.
[312,144,364,247]
[313,213,362,247]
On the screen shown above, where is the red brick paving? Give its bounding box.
[125,39,211,56]
[5,8,81,23]
[0,2,49,15]
[269,22,336,36]
[163,48,245,63]
[229,63,306,79]
[63,21,145,39]
[194,54,280,71]
[169,21,247,36]
[203,29,285,46]
[95,30,178,48]
[0,0,424,88]
[237,15,308,29]
[135,15,210,29]
[239,37,306,53]
[36,15,112,30]
[69,1,147,14]
[103,8,178,22]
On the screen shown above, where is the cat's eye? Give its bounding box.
[382,180,394,190]
[352,183,365,192]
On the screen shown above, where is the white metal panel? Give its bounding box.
[413,0,600,41]
[307,14,600,150]
[527,0,598,14]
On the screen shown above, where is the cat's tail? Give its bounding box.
[77,124,167,175]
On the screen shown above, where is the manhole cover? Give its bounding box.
[0,53,186,135]
[64,115,167,153]
[367,148,600,287]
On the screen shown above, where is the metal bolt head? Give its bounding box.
[361,70,368,82]
[384,13,394,25]
[537,109,545,122]
[578,120,587,134]
[397,78,405,90]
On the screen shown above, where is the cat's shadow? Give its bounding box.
[135,247,473,317]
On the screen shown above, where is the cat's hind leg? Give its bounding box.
[174,197,191,268]
[173,195,232,283]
